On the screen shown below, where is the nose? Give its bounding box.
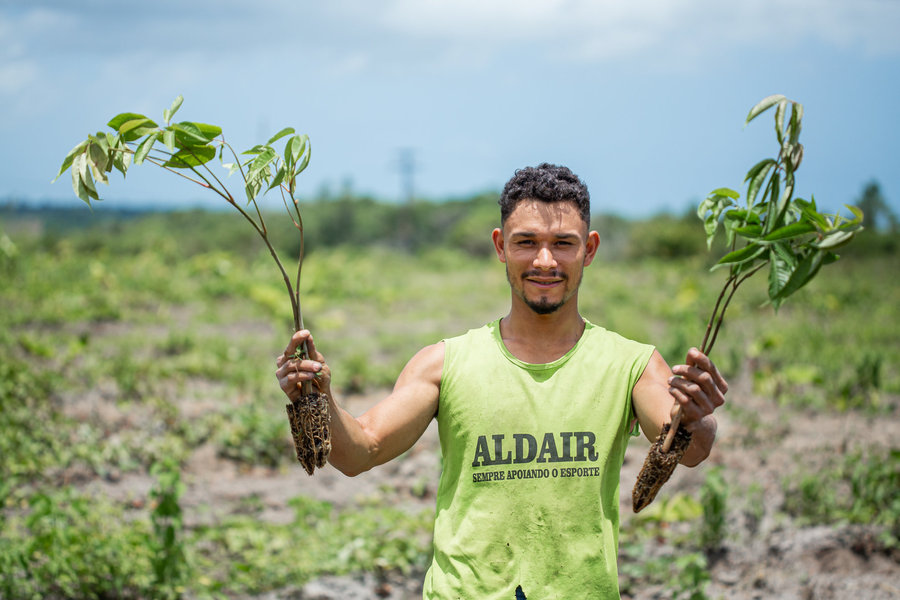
[533,246,557,270]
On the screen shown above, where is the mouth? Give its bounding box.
[523,271,566,288]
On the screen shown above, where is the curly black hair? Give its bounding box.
[498,163,590,226]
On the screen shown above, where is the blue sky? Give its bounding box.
[1,0,898,218]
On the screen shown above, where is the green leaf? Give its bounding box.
[771,175,794,229]
[266,166,286,192]
[163,95,184,125]
[116,117,159,142]
[75,173,92,205]
[814,230,856,250]
[746,94,787,126]
[762,221,816,242]
[788,102,803,145]
[724,208,761,225]
[708,187,740,200]
[774,99,788,145]
[71,153,90,204]
[107,112,152,131]
[242,144,266,156]
[733,224,763,238]
[87,141,110,185]
[771,250,823,302]
[762,171,781,232]
[744,158,777,207]
[290,134,309,166]
[81,164,98,196]
[248,146,277,175]
[267,127,295,145]
[772,240,798,268]
[52,140,88,182]
[844,204,864,224]
[193,122,222,141]
[118,117,155,135]
[768,248,792,307]
[134,133,159,165]
[73,151,100,204]
[698,190,739,249]
[172,122,221,146]
[715,243,765,267]
[163,145,216,169]
[163,129,176,151]
[788,143,804,171]
[295,144,311,174]
[797,200,828,229]
[723,208,760,246]
[112,145,131,177]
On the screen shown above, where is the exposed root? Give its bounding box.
[286,392,331,475]
[632,423,692,513]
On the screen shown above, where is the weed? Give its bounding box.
[215,401,291,467]
[783,448,900,547]
[698,466,729,551]
[671,552,711,600]
[149,459,188,599]
[1,489,154,598]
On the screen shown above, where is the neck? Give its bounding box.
[499,297,586,363]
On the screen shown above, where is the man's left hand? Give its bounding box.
[667,347,728,431]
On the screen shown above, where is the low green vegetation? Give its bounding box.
[0,482,431,599]
[1,197,897,596]
[783,447,900,547]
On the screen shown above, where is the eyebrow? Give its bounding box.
[510,231,581,240]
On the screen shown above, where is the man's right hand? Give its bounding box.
[275,329,332,401]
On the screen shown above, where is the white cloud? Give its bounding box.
[364,0,900,62]
[0,59,38,96]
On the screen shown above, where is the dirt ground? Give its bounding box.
[74,368,900,600]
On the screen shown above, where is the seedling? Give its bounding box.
[54,96,330,474]
[632,94,864,512]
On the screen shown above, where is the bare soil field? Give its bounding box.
[66,366,900,600]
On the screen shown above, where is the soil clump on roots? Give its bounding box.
[632,423,692,513]
[287,392,331,475]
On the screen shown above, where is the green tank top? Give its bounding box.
[422,319,654,599]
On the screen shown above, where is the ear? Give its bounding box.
[583,230,600,266]
[491,228,506,263]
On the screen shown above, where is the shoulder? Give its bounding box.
[582,321,655,361]
[399,341,445,386]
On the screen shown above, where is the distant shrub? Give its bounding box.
[626,215,707,260]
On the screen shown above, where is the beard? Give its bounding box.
[526,295,564,315]
[507,266,579,315]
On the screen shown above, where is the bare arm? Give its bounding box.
[632,348,727,467]
[275,330,442,477]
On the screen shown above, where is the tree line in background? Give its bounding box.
[2,180,896,263]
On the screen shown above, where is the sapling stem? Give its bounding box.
[661,261,764,453]
[57,97,332,473]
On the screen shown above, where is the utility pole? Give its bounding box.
[395,148,418,204]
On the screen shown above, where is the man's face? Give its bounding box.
[492,199,599,315]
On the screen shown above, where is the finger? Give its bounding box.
[668,386,704,423]
[669,376,715,416]
[671,365,724,408]
[278,372,303,399]
[685,348,728,394]
[285,330,310,359]
[297,358,324,374]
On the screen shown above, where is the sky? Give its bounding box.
[1,0,898,218]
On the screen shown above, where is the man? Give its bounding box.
[276,163,727,599]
